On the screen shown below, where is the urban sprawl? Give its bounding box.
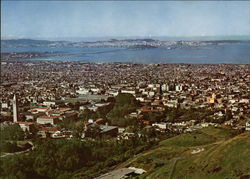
[1,61,250,137]
[1,60,250,178]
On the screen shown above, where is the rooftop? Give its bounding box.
[95,168,135,179]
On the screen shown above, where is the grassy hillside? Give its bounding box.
[117,127,250,179]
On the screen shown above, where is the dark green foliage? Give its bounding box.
[1,155,38,179]
[72,124,85,139]
[56,172,73,179]
[79,109,98,120]
[0,124,25,141]
[0,141,19,153]
[0,139,92,179]
[110,117,138,127]
[107,93,139,125]
[33,139,91,176]
[143,112,165,123]
[84,124,101,138]
[0,134,157,179]
[163,107,215,123]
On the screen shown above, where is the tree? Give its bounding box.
[107,93,139,121]
[31,139,92,178]
[1,155,37,178]
[0,124,25,141]
[85,125,101,138]
[144,112,164,123]
[225,110,233,121]
[79,109,98,121]
[0,141,19,153]
[73,124,85,139]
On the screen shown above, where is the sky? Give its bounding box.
[1,1,250,40]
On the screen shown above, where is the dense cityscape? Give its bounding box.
[1,60,250,178]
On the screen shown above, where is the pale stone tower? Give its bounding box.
[13,94,18,123]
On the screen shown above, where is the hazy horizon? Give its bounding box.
[1,1,250,40]
[2,35,250,42]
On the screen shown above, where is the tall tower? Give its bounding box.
[13,94,18,123]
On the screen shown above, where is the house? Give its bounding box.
[82,122,118,138]
[30,107,50,113]
[80,104,98,111]
[95,118,106,125]
[90,88,101,94]
[76,88,90,95]
[37,115,60,125]
[214,111,224,117]
[25,112,45,121]
[95,168,136,179]
[43,101,56,107]
[106,90,119,96]
[38,127,60,138]
[118,127,125,133]
[51,131,64,138]
[88,105,99,111]
[79,105,88,111]
[100,125,118,137]
[95,102,110,107]
[62,111,78,121]
[121,89,136,95]
[136,97,145,102]
[128,112,142,119]
[152,122,167,130]
[138,106,164,113]
[18,122,35,132]
[58,107,72,113]
[140,120,150,125]
[128,167,146,175]
[119,132,136,140]
[1,102,9,109]
[246,121,250,131]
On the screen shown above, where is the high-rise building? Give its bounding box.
[13,94,18,123]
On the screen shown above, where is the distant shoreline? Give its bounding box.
[1,40,250,64]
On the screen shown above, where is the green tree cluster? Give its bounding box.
[0,141,19,153]
[107,93,139,125]
[0,135,158,179]
[0,124,24,141]
[0,139,91,178]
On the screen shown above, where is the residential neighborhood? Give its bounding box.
[1,62,249,141]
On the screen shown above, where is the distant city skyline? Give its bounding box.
[1,1,250,40]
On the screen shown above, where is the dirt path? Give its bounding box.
[0,141,34,158]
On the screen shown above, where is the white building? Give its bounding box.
[161,84,169,92]
[152,122,167,130]
[37,116,59,125]
[175,85,183,92]
[136,97,145,102]
[18,122,34,132]
[121,90,136,95]
[76,88,90,95]
[30,107,50,113]
[1,102,9,109]
[43,101,56,106]
[246,121,250,131]
[148,91,155,97]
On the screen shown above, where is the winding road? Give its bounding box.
[0,141,34,158]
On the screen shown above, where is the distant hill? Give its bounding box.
[1,39,66,48]
[1,39,51,45]
[1,38,249,48]
[116,127,250,179]
[2,39,51,43]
